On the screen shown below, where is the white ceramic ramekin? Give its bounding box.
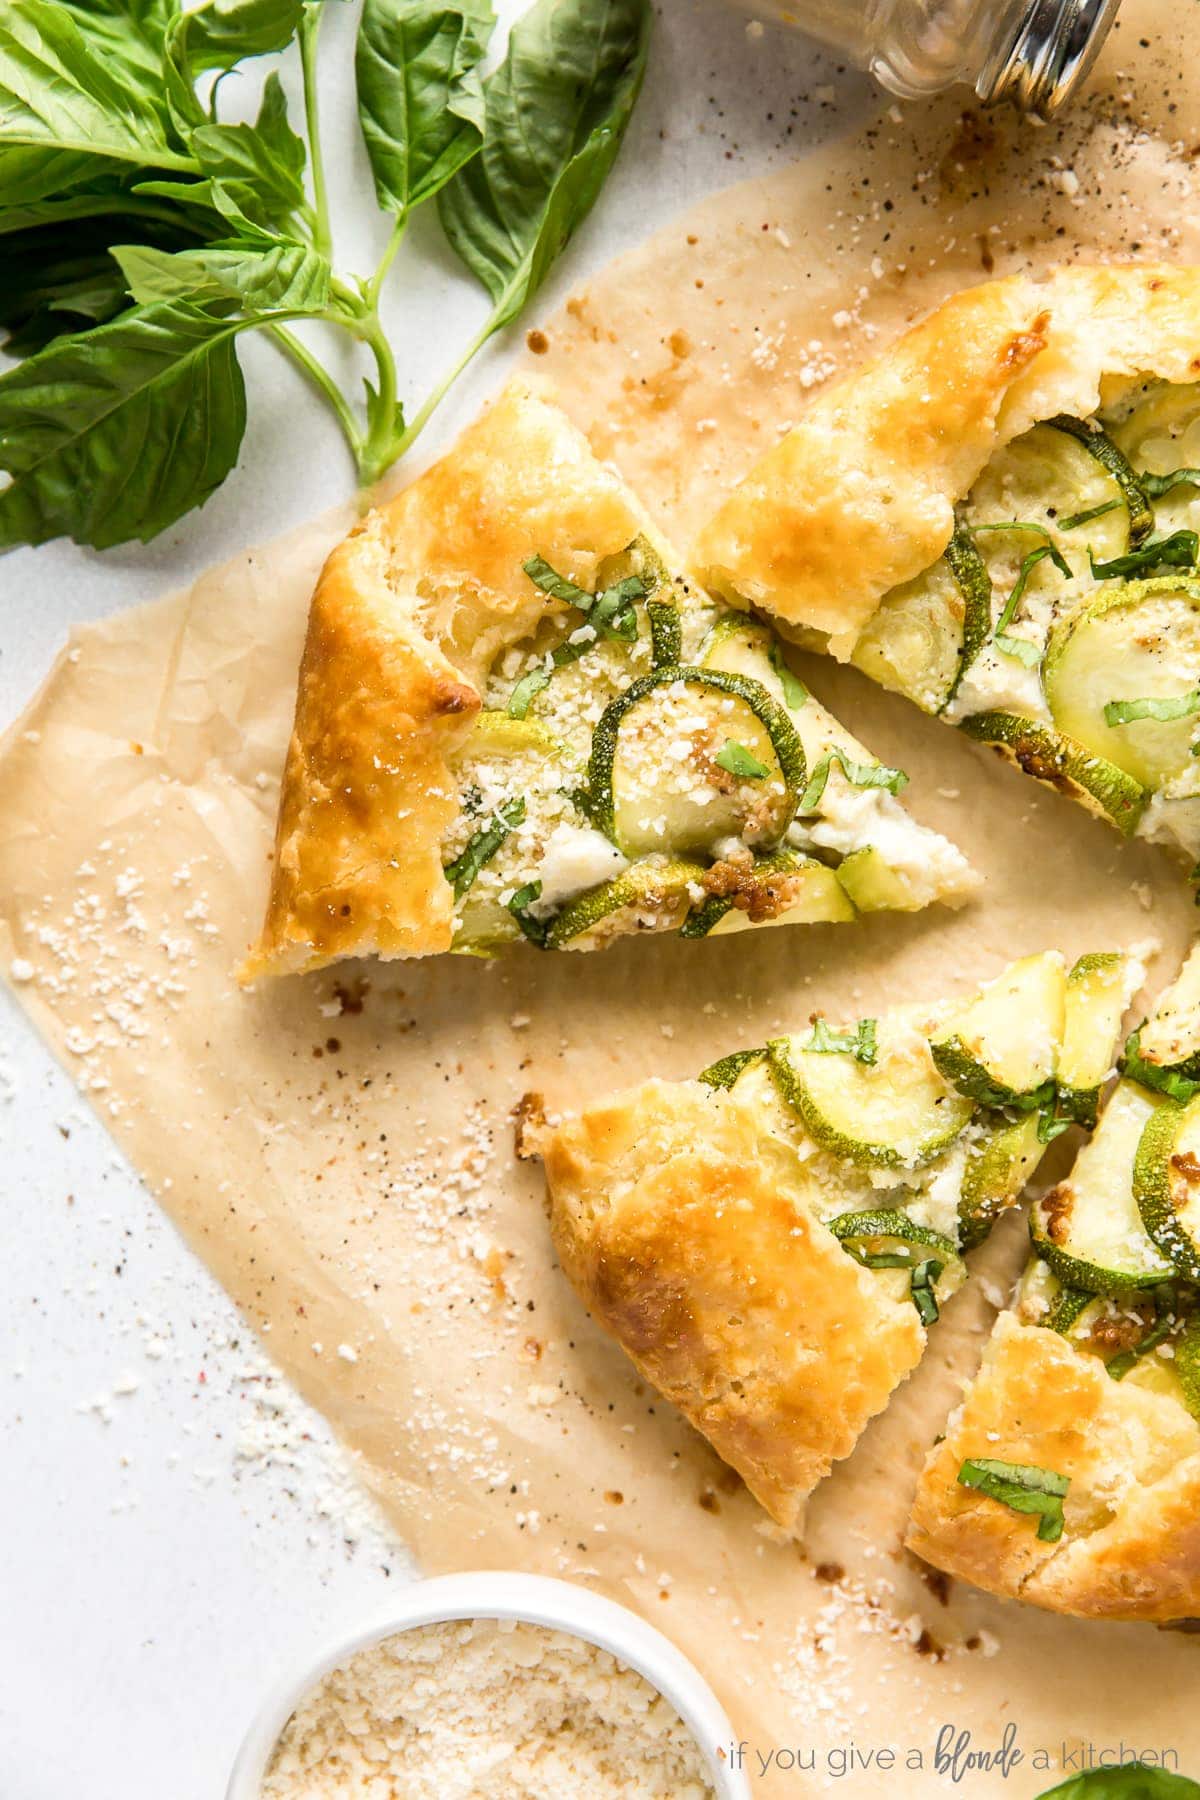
[226,1570,751,1800]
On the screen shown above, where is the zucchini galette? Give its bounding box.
[242,382,974,980]
[695,265,1200,864]
[525,949,1139,1532]
[909,946,1200,1621]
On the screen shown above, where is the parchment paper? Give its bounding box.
[4,6,1200,1790]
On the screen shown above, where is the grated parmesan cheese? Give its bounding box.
[260,1616,715,1799]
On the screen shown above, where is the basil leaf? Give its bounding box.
[770,641,808,709]
[805,1016,878,1064]
[178,0,306,75]
[443,796,525,898]
[1103,691,1200,727]
[1058,497,1121,531]
[0,300,247,550]
[115,241,330,311]
[994,632,1043,666]
[1090,529,1199,580]
[57,0,176,91]
[189,74,308,226]
[1036,1769,1200,1799]
[506,878,549,946]
[0,2,182,168]
[0,225,135,353]
[1037,1110,1072,1144]
[1141,469,1200,500]
[910,1258,942,1326]
[0,146,124,211]
[522,554,642,641]
[799,750,908,813]
[356,0,493,216]
[438,0,650,331]
[715,739,769,779]
[957,1457,1069,1542]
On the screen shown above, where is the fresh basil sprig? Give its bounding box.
[0,0,650,551]
[715,739,769,779]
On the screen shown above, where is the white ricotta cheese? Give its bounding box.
[528,823,629,916]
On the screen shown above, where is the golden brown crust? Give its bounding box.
[542,1078,923,1532]
[906,1313,1200,1622]
[695,264,1200,654]
[242,380,653,979]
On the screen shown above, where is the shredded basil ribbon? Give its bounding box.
[506,878,549,946]
[798,750,907,813]
[1141,467,1200,498]
[956,1456,1069,1541]
[1058,497,1121,531]
[910,1258,943,1326]
[1037,1109,1072,1144]
[804,1016,878,1065]
[443,797,526,899]
[1089,528,1199,580]
[1103,690,1200,727]
[510,556,647,717]
[769,642,808,710]
[972,523,1072,667]
[715,738,769,779]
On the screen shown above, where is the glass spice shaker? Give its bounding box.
[755,0,1122,112]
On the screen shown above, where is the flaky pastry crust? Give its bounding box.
[695,265,1200,655]
[906,1312,1200,1622]
[541,1077,924,1532]
[242,381,656,979]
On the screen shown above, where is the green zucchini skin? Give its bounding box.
[697,1047,763,1090]
[958,1113,1045,1252]
[957,711,1146,837]
[942,520,994,705]
[1045,414,1155,545]
[1133,1093,1200,1285]
[587,664,807,847]
[1122,1027,1200,1103]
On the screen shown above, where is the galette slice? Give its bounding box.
[524,950,1139,1532]
[242,380,974,980]
[694,265,1200,867]
[908,947,1200,1621]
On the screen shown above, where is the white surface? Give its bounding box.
[0,7,875,1795]
[226,1573,749,1798]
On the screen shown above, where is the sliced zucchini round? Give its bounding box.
[767,1025,973,1171]
[699,613,808,711]
[544,856,705,950]
[827,1208,960,1265]
[957,711,1146,837]
[930,951,1065,1111]
[1132,1091,1200,1285]
[589,667,805,858]
[1176,1312,1200,1422]
[1107,379,1200,533]
[1122,943,1200,1099]
[680,849,855,939]
[958,1112,1046,1251]
[1042,577,1200,791]
[966,419,1149,573]
[1031,1081,1176,1293]
[851,522,992,716]
[1058,951,1136,1128]
[456,711,568,760]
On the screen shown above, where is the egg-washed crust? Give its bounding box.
[906,1312,1200,1622]
[539,1077,924,1533]
[241,380,657,979]
[695,265,1200,656]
